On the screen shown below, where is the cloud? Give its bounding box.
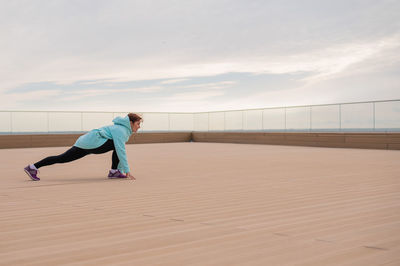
[167,90,226,101]
[160,78,189,84]
[108,35,400,87]
[299,35,400,85]
[78,79,119,85]
[124,86,164,93]
[0,89,63,110]
[1,1,399,112]
[58,86,164,101]
[183,81,236,89]
[2,1,399,91]
[0,85,165,110]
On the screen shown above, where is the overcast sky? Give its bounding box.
[1,0,399,112]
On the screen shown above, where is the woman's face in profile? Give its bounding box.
[131,120,141,132]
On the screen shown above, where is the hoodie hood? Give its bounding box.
[112,116,133,134]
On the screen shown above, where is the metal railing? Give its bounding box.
[1,99,399,134]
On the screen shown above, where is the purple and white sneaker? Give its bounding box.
[24,165,40,181]
[108,170,127,179]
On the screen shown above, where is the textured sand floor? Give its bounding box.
[1,142,400,265]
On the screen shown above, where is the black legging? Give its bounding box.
[34,139,119,169]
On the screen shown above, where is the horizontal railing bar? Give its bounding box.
[1,99,399,114]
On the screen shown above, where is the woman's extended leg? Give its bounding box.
[34,146,89,168]
[24,146,88,181]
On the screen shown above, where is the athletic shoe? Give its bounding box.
[108,170,127,179]
[24,165,40,181]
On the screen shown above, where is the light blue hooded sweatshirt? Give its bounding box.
[74,116,133,173]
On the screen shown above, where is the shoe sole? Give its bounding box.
[24,169,40,181]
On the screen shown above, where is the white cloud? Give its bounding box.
[58,86,164,102]
[1,1,399,112]
[79,79,118,85]
[124,86,164,93]
[160,78,189,84]
[0,89,63,110]
[167,90,226,101]
[107,35,400,86]
[183,81,236,89]
[299,35,400,85]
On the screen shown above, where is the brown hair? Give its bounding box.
[128,113,142,124]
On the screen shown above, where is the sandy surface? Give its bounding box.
[1,142,400,265]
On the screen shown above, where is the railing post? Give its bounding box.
[81,112,83,132]
[208,112,210,132]
[47,112,50,133]
[262,109,264,132]
[310,106,312,132]
[10,112,13,134]
[168,113,170,132]
[339,104,342,132]
[192,113,194,132]
[373,102,376,131]
[284,107,287,132]
[224,112,226,132]
[242,111,244,131]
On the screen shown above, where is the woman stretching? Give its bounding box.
[24,113,142,181]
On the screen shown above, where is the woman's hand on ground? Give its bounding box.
[126,172,136,180]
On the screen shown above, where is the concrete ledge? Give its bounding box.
[192,132,400,150]
[1,132,400,150]
[0,134,82,149]
[129,132,192,144]
[0,132,192,149]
